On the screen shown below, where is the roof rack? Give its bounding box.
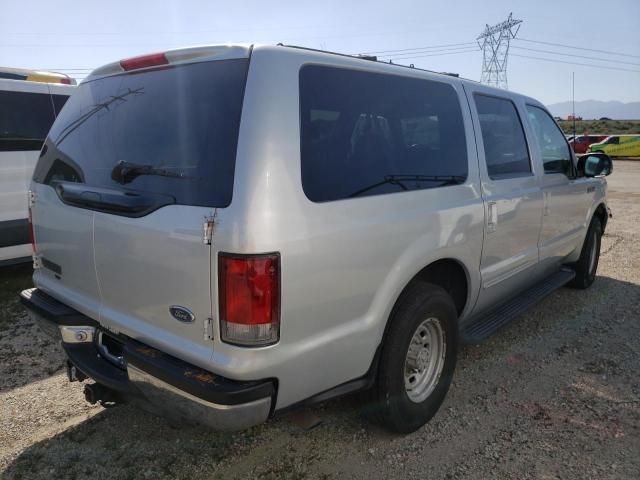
[277,44,464,81]
[354,54,378,62]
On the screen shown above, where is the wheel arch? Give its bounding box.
[382,258,470,341]
[593,202,608,232]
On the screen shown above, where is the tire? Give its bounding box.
[568,216,602,289]
[374,282,458,433]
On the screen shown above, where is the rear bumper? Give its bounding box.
[19,288,275,430]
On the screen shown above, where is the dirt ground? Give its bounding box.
[1,163,639,480]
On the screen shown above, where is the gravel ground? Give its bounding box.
[1,162,639,480]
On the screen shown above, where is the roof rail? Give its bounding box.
[277,44,469,81]
[354,54,378,62]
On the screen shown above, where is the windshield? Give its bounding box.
[33,59,248,209]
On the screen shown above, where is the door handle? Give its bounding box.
[543,192,550,216]
[487,201,497,233]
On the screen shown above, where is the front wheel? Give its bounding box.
[374,283,458,433]
[568,217,602,289]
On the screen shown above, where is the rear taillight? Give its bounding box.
[218,253,280,347]
[120,52,169,71]
[60,78,71,85]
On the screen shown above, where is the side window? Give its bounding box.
[526,105,572,175]
[474,95,531,179]
[400,115,440,148]
[51,94,70,116]
[0,90,56,152]
[299,66,468,202]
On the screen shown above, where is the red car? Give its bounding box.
[569,135,608,154]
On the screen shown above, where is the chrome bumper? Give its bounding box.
[128,365,272,430]
[20,287,276,431]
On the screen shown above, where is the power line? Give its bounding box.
[389,48,479,61]
[379,45,479,59]
[379,43,640,68]
[510,53,640,73]
[41,68,93,70]
[512,45,640,67]
[516,37,640,59]
[28,35,640,78]
[358,42,476,55]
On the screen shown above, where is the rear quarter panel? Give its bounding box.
[209,47,484,409]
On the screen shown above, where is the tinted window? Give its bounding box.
[526,105,572,175]
[300,66,468,202]
[0,90,56,151]
[52,94,70,116]
[34,59,248,208]
[606,137,619,144]
[474,95,531,179]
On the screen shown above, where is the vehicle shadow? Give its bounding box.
[0,263,33,327]
[0,264,66,393]
[3,275,639,479]
[1,389,377,479]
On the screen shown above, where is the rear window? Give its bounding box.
[300,65,468,202]
[0,90,61,152]
[34,59,248,208]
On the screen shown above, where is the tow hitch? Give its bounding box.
[83,383,122,407]
[66,361,87,383]
[68,360,123,407]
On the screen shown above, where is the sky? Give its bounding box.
[1,0,639,106]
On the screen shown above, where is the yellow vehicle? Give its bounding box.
[589,135,640,157]
[0,66,76,85]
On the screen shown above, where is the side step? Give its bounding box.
[461,268,576,344]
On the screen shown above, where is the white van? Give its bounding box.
[0,68,76,265]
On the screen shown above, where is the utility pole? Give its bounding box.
[477,13,522,89]
[572,71,577,139]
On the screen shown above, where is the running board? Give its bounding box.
[461,268,576,344]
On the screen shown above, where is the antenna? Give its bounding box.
[572,71,576,141]
[477,13,523,89]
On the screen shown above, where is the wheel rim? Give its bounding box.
[588,231,598,275]
[403,317,446,403]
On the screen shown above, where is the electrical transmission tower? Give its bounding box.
[477,13,522,89]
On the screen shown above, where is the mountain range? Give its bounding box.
[546,100,640,120]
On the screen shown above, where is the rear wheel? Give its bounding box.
[374,282,457,433]
[568,216,602,289]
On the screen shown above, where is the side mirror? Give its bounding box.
[577,153,613,177]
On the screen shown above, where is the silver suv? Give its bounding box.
[20,44,612,433]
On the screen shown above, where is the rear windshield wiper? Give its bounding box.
[111,160,192,185]
[348,174,466,198]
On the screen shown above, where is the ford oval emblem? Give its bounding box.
[169,306,195,323]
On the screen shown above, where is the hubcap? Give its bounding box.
[404,317,446,403]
